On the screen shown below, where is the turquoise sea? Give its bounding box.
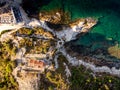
[40,0,120,51]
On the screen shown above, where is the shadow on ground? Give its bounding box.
[21,0,51,16]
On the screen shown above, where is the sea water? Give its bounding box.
[40,0,120,51]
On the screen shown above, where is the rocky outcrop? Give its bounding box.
[69,18,97,32]
[55,18,97,42]
[39,11,61,24]
[39,9,70,24]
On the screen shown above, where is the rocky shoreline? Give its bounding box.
[1,1,120,89]
[64,40,120,68]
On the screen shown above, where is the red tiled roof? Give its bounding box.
[30,60,34,63]
[29,59,46,68]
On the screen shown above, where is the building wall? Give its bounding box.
[0,13,15,24]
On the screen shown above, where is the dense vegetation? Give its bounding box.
[0,40,18,90]
[14,27,54,39]
[13,27,55,54]
[19,37,55,54]
[39,54,69,90]
[70,66,120,90]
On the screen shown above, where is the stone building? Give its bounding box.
[0,6,15,24]
[0,0,23,25]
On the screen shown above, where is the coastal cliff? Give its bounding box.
[1,0,120,90]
